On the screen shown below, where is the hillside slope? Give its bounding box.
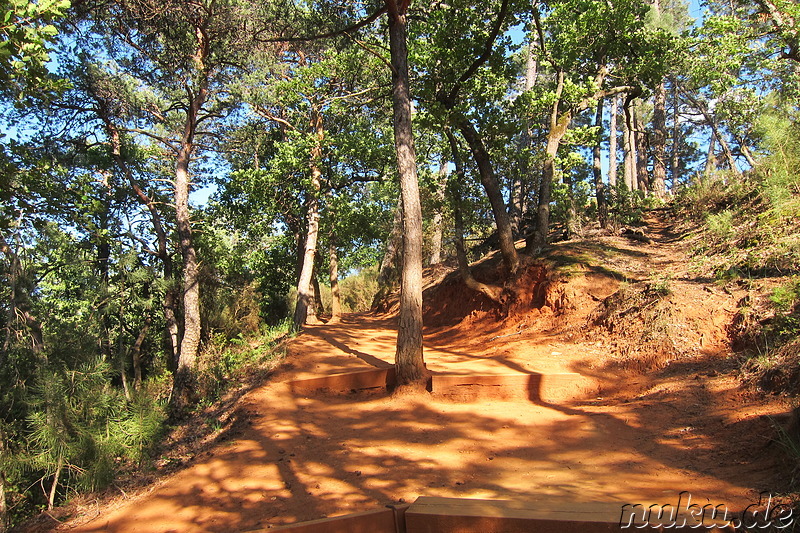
[45,210,794,532]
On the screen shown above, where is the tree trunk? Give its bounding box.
[705,133,717,176]
[328,239,342,323]
[634,101,649,193]
[684,91,738,172]
[454,118,518,270]
[174,128,202,390]
[733,133,757,168]
[529,69,568,250]
[623,97,636,191]
[0,426,7,533]
[171,45,210,409]
[651,80,668,198]
[48,455,63,511]
[455,115,519,272]
[509,39,539,234]
[593,97,607,228]
[429,160,447,265]
[446,129,502,302]
[293,111,323,330]
[386,1,426,388]
[670,83,681,192]
[102,94,180,367]
[132,317,150,391]
[312,261,323,320]
[608,95,618,187]
[377,201,403,287]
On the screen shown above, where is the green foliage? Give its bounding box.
[23,359,166,506]
[195,319,291,405]
[0,0,70,99]
[606,182,647,227]
[705,209,734,241]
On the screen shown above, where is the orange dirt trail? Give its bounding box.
[67,312,788,532]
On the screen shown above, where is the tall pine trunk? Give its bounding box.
[608,95,618,187]
[593,97,607,228]
[623,98,636,191]
[652,80,668,198]
[387,1,426,387]
[670,82,681,192]
[171,29,210,409]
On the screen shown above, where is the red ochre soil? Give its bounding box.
[54,213,793,532]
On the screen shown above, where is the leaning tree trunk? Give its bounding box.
[293,111,324,330]
[529,69,568,250]
[593,97,607,228]
[386,0,426,387]
[684,91,738,172]
[446,129,502,302]
[456,115,519,272]
[705,133,717,176]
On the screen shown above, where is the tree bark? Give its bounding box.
[529,69,568,250]
[623,97,636,191]
[670,82,681,192]
[386,1,426,388]
[455,114,519,272]
[47,454,63,511]
[171,27,210,409]
[377,201,403,287]
[593,97,607,228]
[132,317,151,391]
[608,95,618,187]
[0,426,7,533]
[429,160,447,265]
[705,133,717,176]
[634,100,649,193]
[446,129,502,302]
[509,39,539,234]
[651,80,668,198]
[293,110,323,330]
[328,239,342,323]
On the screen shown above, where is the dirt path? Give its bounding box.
[61,214,793,532]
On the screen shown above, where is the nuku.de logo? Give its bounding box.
[619,491,794,529]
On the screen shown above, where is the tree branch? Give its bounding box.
[256,6,387,43]
[441,0,511,107]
